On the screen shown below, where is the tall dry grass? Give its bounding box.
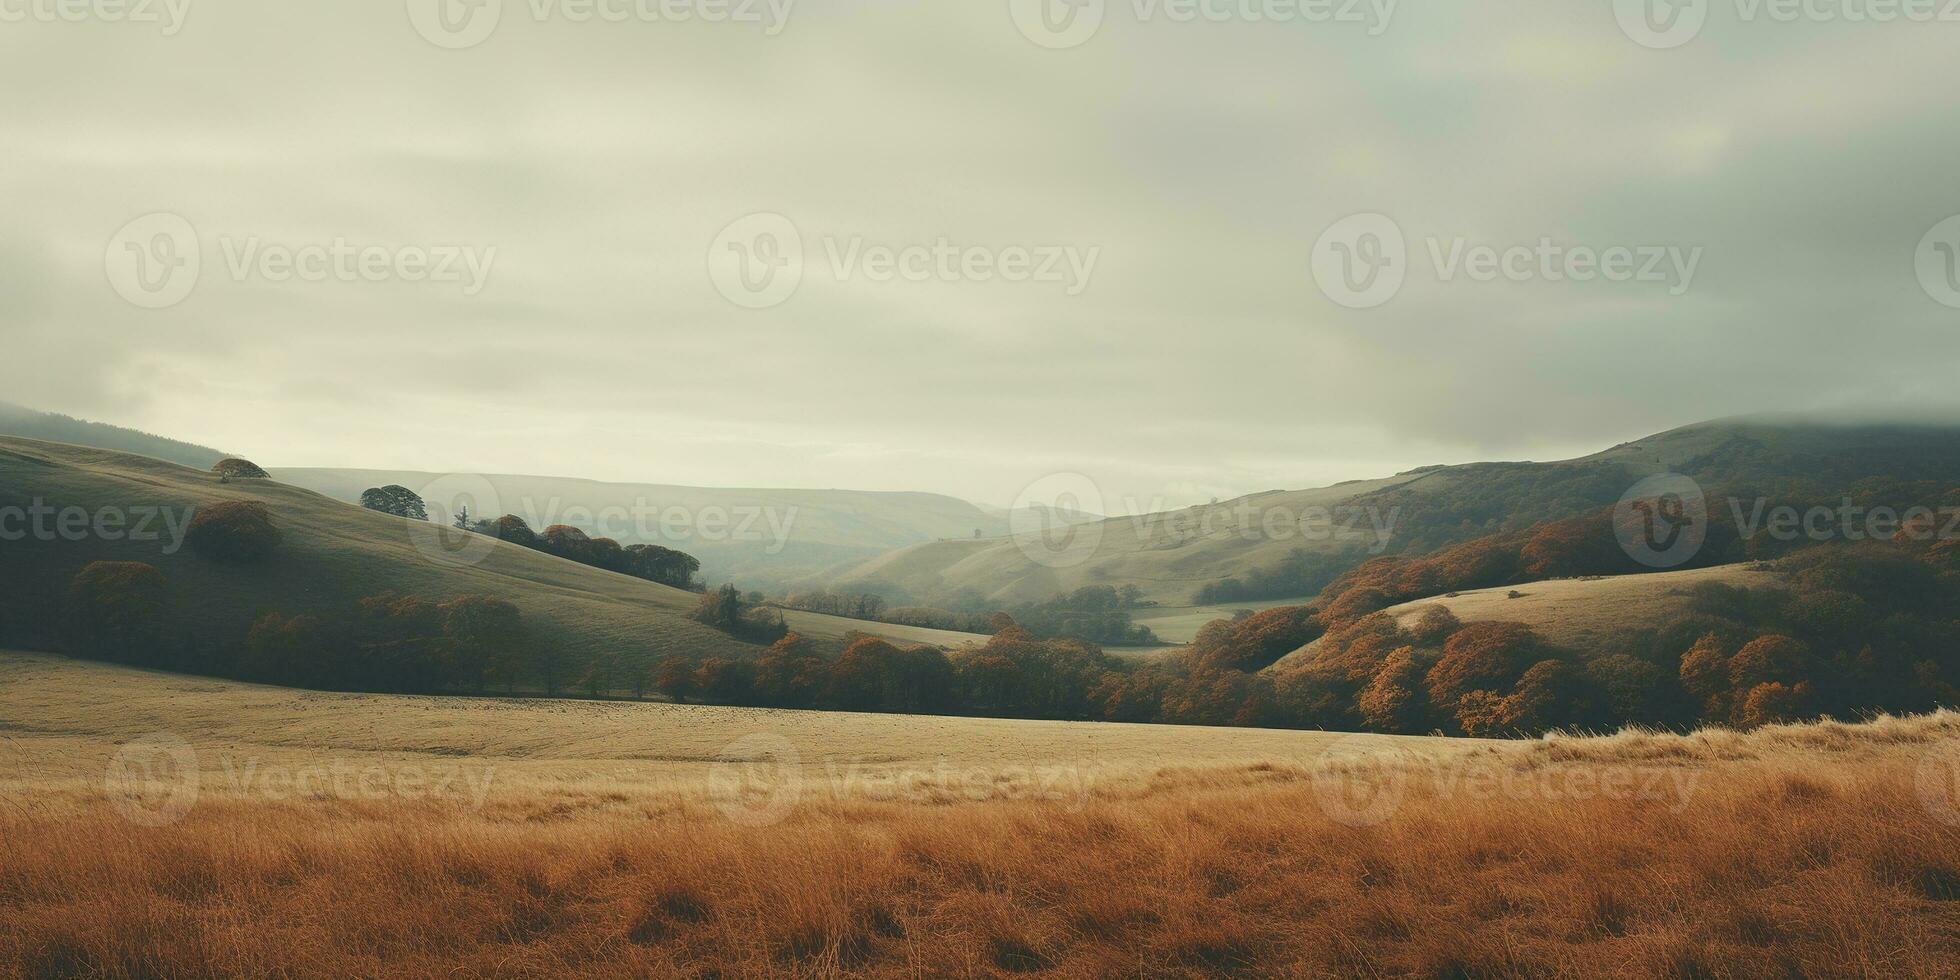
[3,714,1958,978]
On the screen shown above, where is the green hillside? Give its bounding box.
[0,437,761,682]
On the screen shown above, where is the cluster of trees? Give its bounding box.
[772,585,1156,646]
[242,593,535,694]
[688,584,788,644]
[517,522,702,588]
[59,558,545,695]
[651,624,1121,719]
[1193,548,1352,604]
[356,486,706,590]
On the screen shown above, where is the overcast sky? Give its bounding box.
[4,0,1958,511]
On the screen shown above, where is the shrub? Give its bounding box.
[211,457,269,479]
[439,596,526,693]
[65,561,171,663]
[242,611,329,686]
[1407,605,1461,646]
[360,485,428,520]
[486,515,539,548]
[185,501,281,562]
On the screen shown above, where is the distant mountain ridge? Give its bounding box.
[816,417,1960,606]
[0,403,227,470]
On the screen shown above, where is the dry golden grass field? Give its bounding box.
[5,651,1960,978]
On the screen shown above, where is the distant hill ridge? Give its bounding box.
[816,417,1960,606]
[0,403,227,470]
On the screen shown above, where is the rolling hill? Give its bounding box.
[271,467,1012,593]
[0,438,844,681]
[818,416,1960,606]
[1269,563,1781,673]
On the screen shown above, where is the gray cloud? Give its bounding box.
[2,1,1957,510]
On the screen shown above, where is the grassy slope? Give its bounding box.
[819,417,1960,607]
[1271,563,1780,673]
[271,467,1006,592]
[0,438,764,672]
[0,650,1450,795]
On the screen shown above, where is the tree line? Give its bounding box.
[359,484,702,589]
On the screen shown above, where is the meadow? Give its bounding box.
[4,651,1958,977]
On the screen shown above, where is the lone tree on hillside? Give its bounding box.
[211,457,269,479]
[360,485,429,520]
[185,501,282,562]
